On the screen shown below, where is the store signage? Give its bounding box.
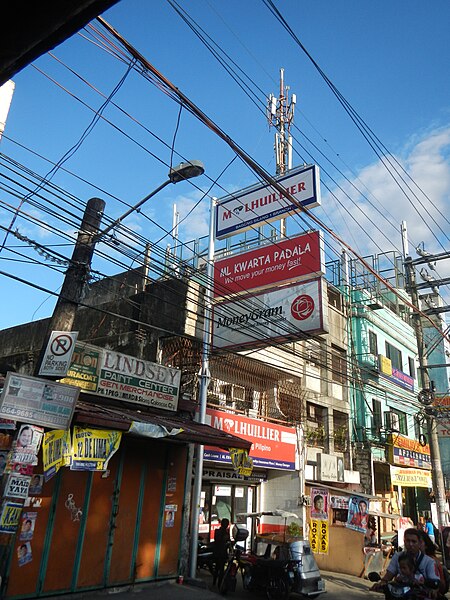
[317,453,339,482]
[213,231,324,298]
[390,466,432,488]
[202,467,267,483]
[212,278,327,350]
[38,331,78,377]
[61,343,181,412]
[215,164,321,239]
[204,407,297,471]
[388,433,431,469]
[378,356,414,391]
[0,373,79,429]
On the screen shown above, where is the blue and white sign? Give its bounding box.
[215,164,321,239]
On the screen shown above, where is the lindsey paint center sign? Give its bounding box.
[214,231,325,298]
[61,344,181,412]
[212,278,328,350]
[204,407,297,470]
[215,164,321,239]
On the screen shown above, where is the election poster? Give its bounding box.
[71,427,122,471]
[19,512,37,541]
[17,541,32,567]
[309,518,329,555]
[42,429,71,481]
[4,473,31,500]
[310,488,328,520]
[8,424,43,467]
[0,501,23,533]
[346,495,370,533]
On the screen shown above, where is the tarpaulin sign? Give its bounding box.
[346,495,369,533]
[4,474,31,499]
[309,519,319,553]
[0,501,23,533]
[319,520,329,554]
[42,429,72,481]
[71,427,122,471]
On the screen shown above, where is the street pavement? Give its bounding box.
[62,568,377,600]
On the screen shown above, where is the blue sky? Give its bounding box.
[1,0,449,330]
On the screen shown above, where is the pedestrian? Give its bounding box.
[425,517,436,544]
[212,518,230,588]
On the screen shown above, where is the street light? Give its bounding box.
[95,160,205,241]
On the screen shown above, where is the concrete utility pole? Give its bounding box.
[34,197,105,375]
[402,227,450,534]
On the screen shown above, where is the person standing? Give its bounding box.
[212,518,230,588]
[425,518,436,544]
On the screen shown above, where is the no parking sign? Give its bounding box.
[38,331,78,377]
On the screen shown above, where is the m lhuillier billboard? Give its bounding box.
[212,278,328,350]
[215,164,320,239]
[213,230,324,298]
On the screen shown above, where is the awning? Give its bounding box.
[73,400,252,451]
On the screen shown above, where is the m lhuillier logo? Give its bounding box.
[216,305,283,329]
[291,294,314,321]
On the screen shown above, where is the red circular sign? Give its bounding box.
[291,294,314,321]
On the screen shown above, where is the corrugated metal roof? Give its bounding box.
[74,400,252,451]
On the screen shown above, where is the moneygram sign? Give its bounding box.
[212,278,328,350]
[214,231,324,298]
[61,344,181,412]
[215,164,321,239]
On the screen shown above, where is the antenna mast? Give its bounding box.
[267,68,296,236]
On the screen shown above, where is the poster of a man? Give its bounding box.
[311,488,328,520]
[17,542,32,566]
[346,495,370,533]
[20,512,37,541]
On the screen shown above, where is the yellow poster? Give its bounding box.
[229,448,254,477]
[43,429,71,481]
[309,518,328,554]
[71,427,122,471]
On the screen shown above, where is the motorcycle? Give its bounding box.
[369,571,440,600]
[219,525,249,596]
[197,539,215,575]
[240,550,291,600]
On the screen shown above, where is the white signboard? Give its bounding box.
[0,373,79,429]
[215,164,321,239]
[4,474,31,499]
[317,453,338,482]
[38,331,78,377]
[212,278,328,350]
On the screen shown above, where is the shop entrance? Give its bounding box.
[199,482,256,544]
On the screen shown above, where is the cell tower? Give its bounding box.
[267,67,296,176]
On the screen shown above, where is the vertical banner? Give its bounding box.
[311,487,329,520]
[319,520,329,554]
[309,519,329,554]
[346,495,370,533]
[42,429,72,481]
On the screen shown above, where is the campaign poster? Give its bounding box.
[42,429,71,481]
[9,425,43,466]
[309,519,319,553]
[28,474,44,496]
[319,520,329,554]
[4,473,31,500]
[71,427,122,471]
[165,504,177,528]
[17,541,32,566]
[0,501,23,533]
[19,512,37,541]
[310,488,328,520]
[346,495,370,533]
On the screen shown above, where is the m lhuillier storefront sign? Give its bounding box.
[213,230,325,298]
[212,277,328,350]
[215,164,321,239]
[61,343,181,412]
[204,407,296,470]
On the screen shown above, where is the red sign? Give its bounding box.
[204,408,297,471]
[213,231,324,298]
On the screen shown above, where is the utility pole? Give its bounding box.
[34,197,105,376]
[402,222,450,534]
[267,68,296,237]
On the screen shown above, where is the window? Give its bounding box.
[408,357,416,379]
[372,399,383,431]
[369,331,378,356]
[385,410,407,435]
[385,341,403,371]
[331,344,347,384]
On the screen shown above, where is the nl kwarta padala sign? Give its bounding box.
[61,343,181,412]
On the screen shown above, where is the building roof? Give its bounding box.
[74,400,252,451]
[1,0,120,86]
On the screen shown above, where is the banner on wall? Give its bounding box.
[71,427,122,471]
[42,429,72,481]
[229,448,254,476]
[310,488,329,520]
[0,501,23,533]
[346,495,370,533]
[390,466,432,488]
[309,518,329,554]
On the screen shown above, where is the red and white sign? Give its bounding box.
[204,408,297,470]
[214,231,324,298]
[212,278,328,350]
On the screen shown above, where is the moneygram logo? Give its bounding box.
[291,294,314,321]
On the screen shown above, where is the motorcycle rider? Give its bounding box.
[371,528,440,596]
